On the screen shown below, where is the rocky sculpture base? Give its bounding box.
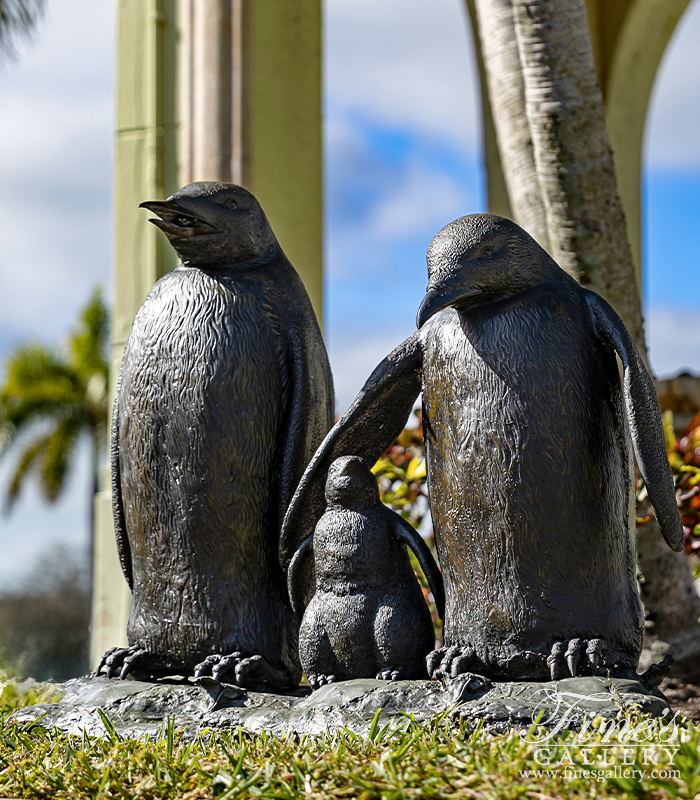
[11,673,670,739]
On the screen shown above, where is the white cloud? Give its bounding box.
[0,0,114,354]
[326,0,481,150]
[646,305,700,378]
[368,158,474,240]
[326,113,478,284]
[327,325,415,414]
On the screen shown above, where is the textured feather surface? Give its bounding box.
[300,504,434,681]
[422,283,643,678]
[116,261,331,673]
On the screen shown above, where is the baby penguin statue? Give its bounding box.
[288,456,444,690]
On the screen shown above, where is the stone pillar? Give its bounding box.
[178,0,323,319]
[600,0,692,286]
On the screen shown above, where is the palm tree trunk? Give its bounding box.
[511,0,645,353]
[472,0,550,252]
[472,0,700,680]
[637,513,700,681]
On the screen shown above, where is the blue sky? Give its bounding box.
[0,0,698,585]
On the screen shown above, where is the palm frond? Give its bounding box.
[0,414,14,458]
[39,415,82,503]
[2,344,78,395]
[1,345,82,433]
[0,0,45,58]
[71,288,109,381]
[6,432,49,509]
[1,285,110,510]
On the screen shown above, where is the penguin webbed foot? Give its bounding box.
[307,673,337,690]
[547,638,636,679]
[194,652,296,692]
[96,645,166,680]
[427,644,475,680]
[376,667,405,681]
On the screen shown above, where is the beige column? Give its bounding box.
[178,0,323,321]
[603,0,692,286]
[179,0,235,183]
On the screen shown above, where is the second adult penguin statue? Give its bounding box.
[99,182,334,690]
[281,214,683,683]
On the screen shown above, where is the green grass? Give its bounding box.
[1,674,699,799]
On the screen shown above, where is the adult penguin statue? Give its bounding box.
[288,456,444,689]
[98,182,334,690]
[280,214,683,683]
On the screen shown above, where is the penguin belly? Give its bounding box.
[118,266,296,672]
[299,590,376,680]
[304,509,392,679]
[422,290,644,679]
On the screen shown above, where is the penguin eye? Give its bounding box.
[482,246,494,257]
[223,198,239,208]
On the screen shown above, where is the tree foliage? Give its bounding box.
[0,288,109,509]
[0,543,90,680]
[0,0,45,58]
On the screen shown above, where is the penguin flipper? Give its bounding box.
[389,509,445,620]
[276,315,335,532]
[287,534,314,617]
[585,292,684,552]
[279,331,424,570]
[111,377,133,588]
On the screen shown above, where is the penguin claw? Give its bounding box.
[193,655,215,678]
[548,637,631,678]
[96,646,123,677]
[586,639,605,673]
[195,652,297,691]
[376,668,405,681]
[427,644,475,680]
[96,645,164,680]
[194,652,244,683]
[547,641,568,680]
[120,648,154,680]
[426,648,444,677]
[565,638,584,677]
[451,653,473,679]
[308,673,336,690]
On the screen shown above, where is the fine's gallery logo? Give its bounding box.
[519,686,682,775]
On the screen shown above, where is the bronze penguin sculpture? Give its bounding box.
[98,182,334,690]
[288,456,444,689]
[280,214,683,683]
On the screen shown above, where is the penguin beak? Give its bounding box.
[139,199,220,240]
[416,284,478,328]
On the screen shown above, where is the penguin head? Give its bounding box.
[417,214,555,328]
[139,182,277,267]
[325,456,379,507]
